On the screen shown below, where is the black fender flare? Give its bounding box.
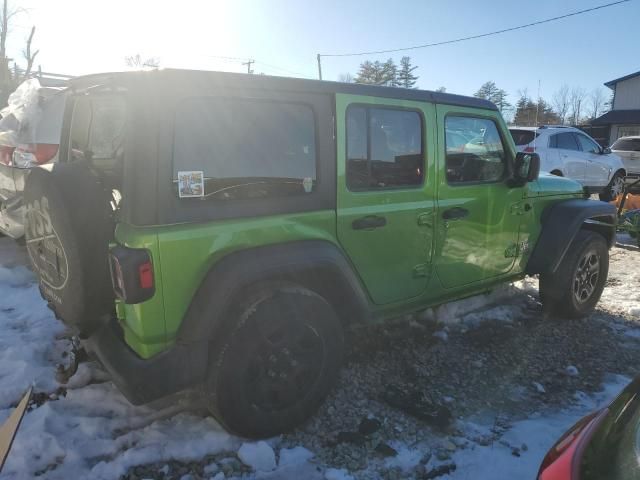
[526,199,616,275]
[175,239,372,345]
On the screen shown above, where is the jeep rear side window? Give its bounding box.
[173,98,316,200]
[445,116,506,184]
[346,106,423,190]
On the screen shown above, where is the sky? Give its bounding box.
[6,0,640,107]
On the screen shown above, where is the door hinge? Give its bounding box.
[412,263,428,277]
[417,211,434,226]
[504,240,530,258]
[510,201,532,216]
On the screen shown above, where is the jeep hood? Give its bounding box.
[526,172,584,198]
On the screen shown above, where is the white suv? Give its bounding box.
[509,126,626,201]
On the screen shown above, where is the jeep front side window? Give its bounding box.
[173,98,317,200]
[346,106,423,190]
[444,116,506,184]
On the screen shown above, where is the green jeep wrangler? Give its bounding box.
[23,70,617,438]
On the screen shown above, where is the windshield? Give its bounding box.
[612,138,640,152]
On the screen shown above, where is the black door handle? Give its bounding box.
[352,215,387,230]
[442,207,469,220]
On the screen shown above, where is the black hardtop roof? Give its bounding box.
[68,68,498,111]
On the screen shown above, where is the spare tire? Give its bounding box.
[24,162,115,336]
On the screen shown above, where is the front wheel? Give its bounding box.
[206,285,344,438]
[599,171,625,202]
[540,230,609,319]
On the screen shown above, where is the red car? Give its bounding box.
[538,376,640,480]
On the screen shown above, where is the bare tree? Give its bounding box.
[125,54,160,69]
[337,72,353,83]
[22,26,38,79]
[435,86,446,93]
[569,87,587,125]
[0,0,23,88]
[588,87,608,120]
[552,84,570,125]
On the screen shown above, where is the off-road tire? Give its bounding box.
[206,284,344,439]
[23,163,114,335]
[540,230,608,319]
[599,171,625,202]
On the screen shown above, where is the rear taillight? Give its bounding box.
[524,146,536,153]
[13,143,58,167]
[538,409,608,480]
[0,145,15,165]
[109,246,155,304]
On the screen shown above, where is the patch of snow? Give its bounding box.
[278,446,314,467]
[432,329,448,341]
[532,382,546,394]
[385,443,424,471]
[565,365,579,377]
[441,374,630,479]
[324,468,354,480]
[238,441,276,472]
[210,473,225,480]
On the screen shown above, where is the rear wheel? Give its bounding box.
[540,230,608,319]
[599,171,625,202]
[206,285,344,438]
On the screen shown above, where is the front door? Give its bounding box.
[551,132,586,183]
[576,132,610,187]
[434,105,525,288]
[336,94,436,305]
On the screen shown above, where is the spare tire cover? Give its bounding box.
[24,163,114,335]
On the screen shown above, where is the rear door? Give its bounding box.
[576,132,609,186]
[336,94,436,305]
[434,105,524,288]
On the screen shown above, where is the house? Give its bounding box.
[592,70,640,146]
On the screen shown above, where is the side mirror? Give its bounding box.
[511,152,540,186]
[601,146,611,154]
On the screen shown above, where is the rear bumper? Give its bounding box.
[83,317,208,405]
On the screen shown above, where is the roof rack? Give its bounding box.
[538,125,573,129]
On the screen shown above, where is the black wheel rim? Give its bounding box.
[573,249,600,304]
[611,176,624,199]
[244,318,324,413]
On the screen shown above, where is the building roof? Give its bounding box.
[604,70,640,89]
[67,68,498,111]
[592,109,640,126]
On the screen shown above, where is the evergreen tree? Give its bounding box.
[354,60,377,84]
[474,81,511,113]
[397,56,418,88]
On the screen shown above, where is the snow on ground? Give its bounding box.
[0,234,638,479]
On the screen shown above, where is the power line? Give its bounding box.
[319,0,632,57]
[206,55,308,77]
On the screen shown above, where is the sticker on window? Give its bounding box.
[178,171,204,198]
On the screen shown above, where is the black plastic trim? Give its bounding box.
[526,199,616,275]
[83,317,207,405]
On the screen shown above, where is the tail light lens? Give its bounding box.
[524,146,536,153]
[13,143,59,167]
[109,246,155,304]
[0,145,15,165]
[538,408,608,480]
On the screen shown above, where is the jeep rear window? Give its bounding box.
[509,129,538,146]
[173,98,317,200]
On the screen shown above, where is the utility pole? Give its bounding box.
[316,54,322,80]
[242,59,254,74]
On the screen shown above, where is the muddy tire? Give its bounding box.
[599,171,625,202]
[540,230,609,319]
[23,163,114,335]
[206,285,344,438]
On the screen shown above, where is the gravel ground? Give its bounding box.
[116,235,640,480]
